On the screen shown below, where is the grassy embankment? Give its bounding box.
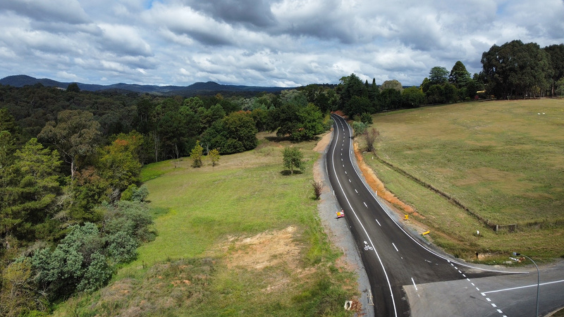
[54,132,358,316]
[359,99,564,262]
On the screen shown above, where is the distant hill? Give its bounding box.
[0,75,293,96]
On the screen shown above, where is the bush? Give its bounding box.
[352,121,367,136]
[360,112,373,124]
[132,185,149,202]
[106,231,138,263]
[31,223,109,298]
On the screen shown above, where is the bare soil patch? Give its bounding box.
[222,226,301,270]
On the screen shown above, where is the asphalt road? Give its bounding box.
[326,114,558,317]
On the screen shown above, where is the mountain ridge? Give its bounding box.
[0,75,293,95]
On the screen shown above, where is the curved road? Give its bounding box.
[326,114,532,316]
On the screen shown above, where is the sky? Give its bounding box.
[0,0,563,87]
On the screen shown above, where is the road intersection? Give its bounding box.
[326,114,564,316]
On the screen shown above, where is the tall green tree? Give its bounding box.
[544,44,564,96]
[97,132,143,193]
[429,67,449,85]
[1,139,61,240]
[449,61,471,88]
[38,110,101,180]
[481,40,551,98]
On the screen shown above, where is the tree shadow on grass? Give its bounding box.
[280,170,304,176]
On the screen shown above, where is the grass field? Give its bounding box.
[54,132,358,316]
[361,99,564,260]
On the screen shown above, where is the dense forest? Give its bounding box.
[0,39,563,316]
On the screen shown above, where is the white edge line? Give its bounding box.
[330,115,398,317]
[333,114,526,275]
[411,277,418,291]
[482,279,564,294]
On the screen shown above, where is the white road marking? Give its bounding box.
[462,274,466,277]
[345,171,347,174]
[491,304,497,308]
[486,298,491,302]
[363,202,367,207]
[481,292,485,296]
[476,287,480,291]
[458,270,462,274]
[482,279,564,294]
[329,115,398,317]
[411,277,418,291]
[471,283,475,286]
[466,278,470,282]
[375,219,381,226]
[355,189,358,193]
[497,309,503,314]
[392,243,398,252]
[349,179,351,183]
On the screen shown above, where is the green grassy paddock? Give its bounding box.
[362,99,564,260]
[54,132,357,316]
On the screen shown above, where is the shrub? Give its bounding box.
[312,181,322,200]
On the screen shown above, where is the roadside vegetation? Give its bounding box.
[53,132,358,316]
[357,99,564,261]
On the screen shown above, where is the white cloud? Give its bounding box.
[0,0,563,86]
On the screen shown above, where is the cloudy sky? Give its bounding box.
[0,0,563,87]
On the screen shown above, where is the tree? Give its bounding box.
[97,132,143,193]
[443,83,457,103]
[556,78,564,97]
[209,149,220,167]
[481,40,551,98]
[190,141,203,168]
[544,44,564,96]
[449,61,471,88]
[339,74,367,109]
[66,83,80,93]
[380,80,403,92]
[401,87,426,108]
[1,139,61,240]
[282,147,304,175]
[420,77,431,93]
[364,128,380,152]
[429,67,449,85]
[38,110,101,180]
[345,96,372,117]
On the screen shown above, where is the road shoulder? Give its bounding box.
[314,130,374,317]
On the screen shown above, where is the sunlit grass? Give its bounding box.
[362,99,564,259]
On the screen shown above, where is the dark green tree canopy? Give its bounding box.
[429,67,449,85]
[481,40,551,98]
[449,61,471,87]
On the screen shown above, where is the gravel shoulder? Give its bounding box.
[314,130,374,317]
